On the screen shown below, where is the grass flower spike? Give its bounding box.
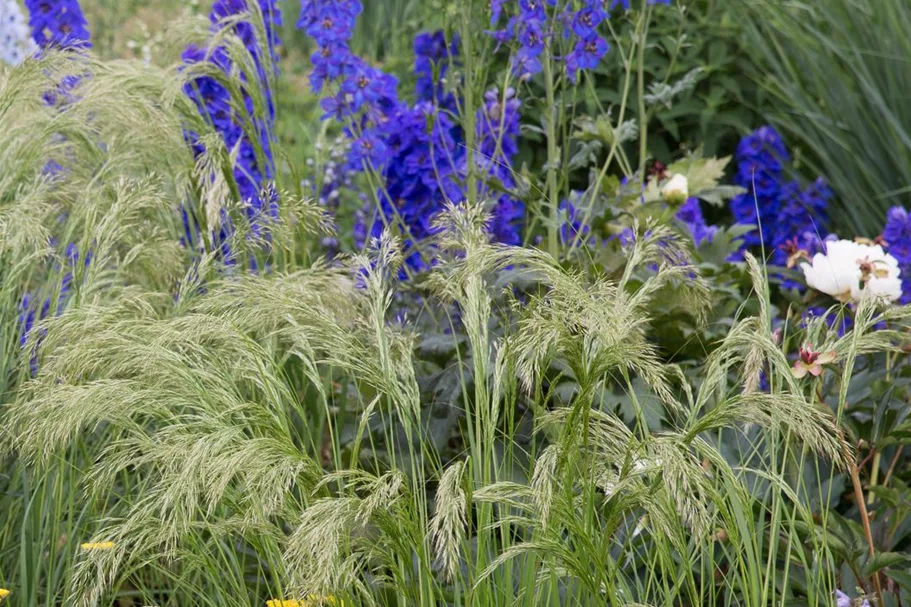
[79,541,115,551]
[266,597,343,607]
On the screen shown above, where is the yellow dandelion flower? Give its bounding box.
[0,588,10,601]
[80,541,115,551]
[266,601,300,607]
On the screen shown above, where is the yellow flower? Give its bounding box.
[80,541,115,551]
[266,601,300,607]
[0,588,10,601]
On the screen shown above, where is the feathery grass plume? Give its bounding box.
[506,222,707,414]
[429,460,467,581]
[538,407,633,461]
[530,444,560,530]
[686,291,849,466]
[5,223,429,603]
[285,464,433,602]
[355,470,406,525]
[267,600,345,607]
[79,541,114,551]
[620,220,711,326]
[193,132,234,235]
[283,497,361,597]
[686,392,845,467]
[343,231,421,425]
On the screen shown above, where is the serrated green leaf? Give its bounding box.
[668,154,733,194]
[698,185,747,207]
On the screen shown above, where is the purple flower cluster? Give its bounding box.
[24,0,91,50]
[882,206,911,304]
[729,126,833,266]
[559,193,606,248]
[558,199,591,246]
[414,30,460,112]
[364,102,465,270]
[301,1,524,269]
[487,0,670,81]
[488,0,606,82]
[300,0,400,129]
[474,87,524,245]
[676,197,717,246]
[182,0,282,221]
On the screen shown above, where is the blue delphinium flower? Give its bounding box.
[883,205,911,304]
[1,0,37,65]
[367,101,464,270]
[24,0,91,49]
[414,30,460,111]
[769,177,831,265]
[559,194,606,248]
[565,34,609,83]
[730,125,789,249]
[730,125,832,273]
[302,13,526,270]
[299,0,361,92]
[883,206,911,264]
[571,5,606,39]
[559,199,590,246]
[676,197,717,246]
[487,0,619,81]
[474,87,524,245]
[183,0,282,223]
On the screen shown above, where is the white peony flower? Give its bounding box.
[800,239,902,303]
[662,173,688,203]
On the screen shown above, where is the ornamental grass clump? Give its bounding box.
[2,1,911,605]
[6,193,894,604]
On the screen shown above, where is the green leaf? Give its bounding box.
[697,185,747,207]
[886,569,911,592]
[668,154,733,193]
[863,552,911,576]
